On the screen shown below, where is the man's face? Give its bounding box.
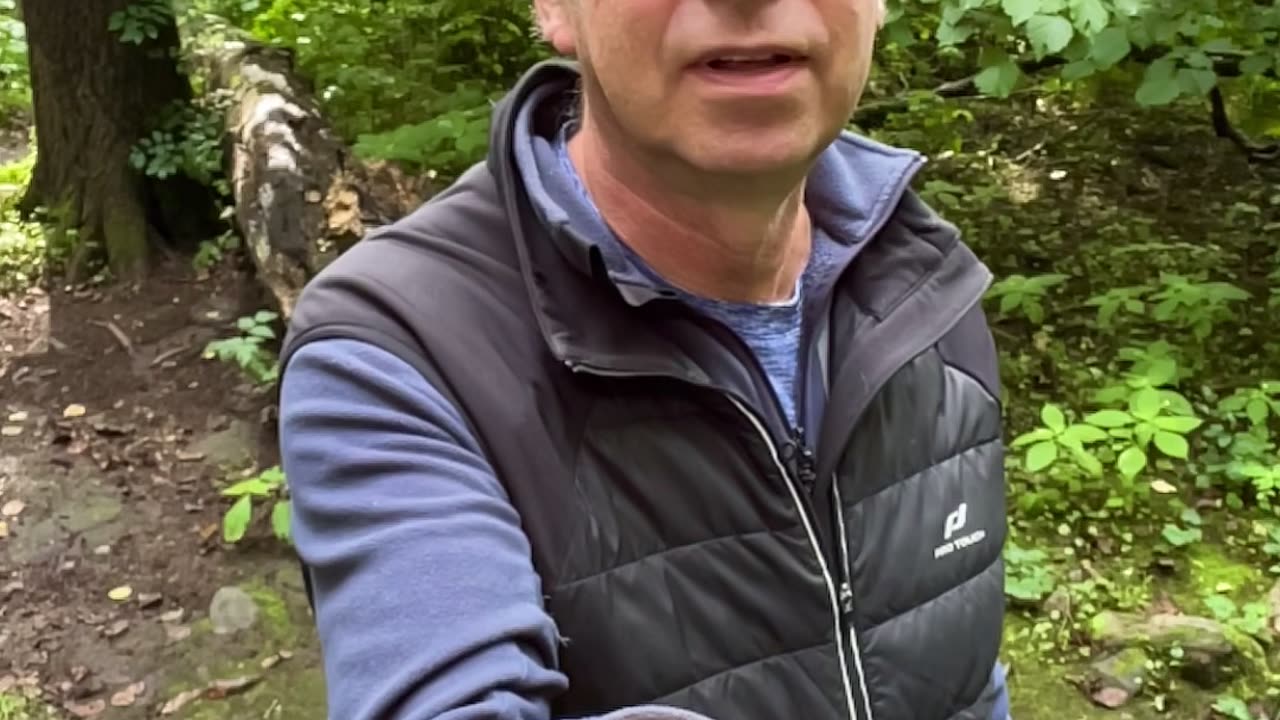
[535,0,883,180]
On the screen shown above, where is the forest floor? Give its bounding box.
[2,93,1280,719]
[0,261,324,719]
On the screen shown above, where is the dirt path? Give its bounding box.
[1,261,323,719]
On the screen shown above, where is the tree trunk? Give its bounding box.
[190,17,434,318]
[20,0,191,283]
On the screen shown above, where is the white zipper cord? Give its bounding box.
[727,396,860,720]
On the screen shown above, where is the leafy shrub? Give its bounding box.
[0,0,28,121]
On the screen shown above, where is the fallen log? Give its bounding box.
[188,16,434,319]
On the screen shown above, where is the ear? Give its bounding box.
[533,0,578,56]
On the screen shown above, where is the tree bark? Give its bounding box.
[190,18,433,318]
[20,0,191,283]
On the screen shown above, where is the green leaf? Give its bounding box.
[249,325,276,339]
[223,495,253,543]
[1002,0,1040,25]
[1153,430,1189,459]
[1041,404,1067,433]
[271,500,292,542]
[1180,507,1202,526]
[1060,423,1108,444]
[1026,440,1059,472]
[1203,594,1236,620]
[1061,59,1097,80]
[1177,67,1217,96]
[1240,53,1273,77]
[222,477,273,497]
[1161,523,1201,547]
[1135,58,1180,106]
[1072,447,1104,477]
[1246,398,1269,425]
[1085,409,1133,428]
[1152,415,1202,433]
[1026,14,1075,57]
[1130,387,1162,420]
[975,57,1022,97]
[1117,446,1147,478]
[1072,0,1108,35]
[1012,427,1056,447]
[1090,26,1131,67]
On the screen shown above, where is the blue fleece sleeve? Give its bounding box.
[279,338,714,720]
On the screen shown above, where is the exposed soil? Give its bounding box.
[1,258,320,719]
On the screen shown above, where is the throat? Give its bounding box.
[566,117,813,304]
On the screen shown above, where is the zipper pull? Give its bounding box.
[790,426,818,495]
[839,581,854,622]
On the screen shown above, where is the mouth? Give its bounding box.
[696,47,809,73]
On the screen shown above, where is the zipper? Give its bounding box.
[833,482,875,720]
[726,396,861,720]
[566,362,860,719]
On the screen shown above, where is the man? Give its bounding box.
[278,0,1011,719]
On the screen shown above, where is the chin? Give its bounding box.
[681,136,822,180]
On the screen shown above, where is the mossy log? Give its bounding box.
[189,18,433,318]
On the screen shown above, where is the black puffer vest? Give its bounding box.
[282,61,1008,720]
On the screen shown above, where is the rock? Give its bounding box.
[186,420,255,469]
[210,585,259,635]
[1089,647,1150,702]
[1089,686,1131,709]
[1088,611,1266,688]
[1044,586,1072,617]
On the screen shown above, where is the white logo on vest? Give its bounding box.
[934,501,986,559]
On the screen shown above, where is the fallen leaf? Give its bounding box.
[159,688,203,715]
[160,608,185,624]
[70,666,89,683]
[1090,685,1131,708]
[204,675,261,699]
[1150,479,1177,494]
[63,699,106,717]
[7,411,27,422]
[1,499,24,516]
[175,450,205,462]
[165,624,191,642]
[137,592,163,608]
[260,654,281,670]
[0,521,7,538]
[277,649,293,660]
[110,681,144,707]
[107,585,132,602]
[0,674,14,692]
[92,545,110,555]
[0,425,20,436]
[63,403,87,418]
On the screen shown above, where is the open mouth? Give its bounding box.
[705,53,803,72]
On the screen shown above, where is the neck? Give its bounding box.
[567,116,812,305]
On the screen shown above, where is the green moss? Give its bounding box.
[179,662,327,720]
[1177,544,1264,603]
[242,579,304,647]
[0,693,57,720]
[158,577,325,719]
[1103,647,1152,681]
